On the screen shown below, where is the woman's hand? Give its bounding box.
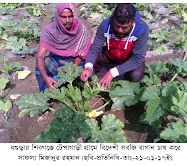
[43,76,59,90]
[80,67,92,82]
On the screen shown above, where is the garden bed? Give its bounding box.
[0,3,186,143]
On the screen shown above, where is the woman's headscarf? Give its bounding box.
[40,3,91,59]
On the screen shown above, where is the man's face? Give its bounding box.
[113,17,135,38]
[59,8,73,31]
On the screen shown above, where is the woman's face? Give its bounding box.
[59,8,73,31]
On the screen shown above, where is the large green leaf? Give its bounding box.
[161,85,178,111]
[140,98,165,128]
[171,90,187,123]
[155,46,168,55]
[33,107,86,143]
[0,76,10,90]
[67,84,82,102]
[170,58,187,73]
[110,81,140,111]
[81,114,127,143]
[82,81,102,100]
[0,62,14,74]
[149,29,173,42]
[48,87,67,101]
[180,82,187,92]
[160,121,187,143]
[6,36,26,52]
[141,73,160,86]
[15,91,50,118]
[56,62,83,86]
[82,82,95,100]
[140,87,160,101]
[145,63,169,75]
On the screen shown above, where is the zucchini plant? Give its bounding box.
[109,58,187,142]
[15,62,127,143]
[0,76,12,122]
[0,18,40,55]
[0,56,21,75]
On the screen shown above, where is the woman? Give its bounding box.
[35,3,91,92]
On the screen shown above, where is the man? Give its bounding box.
[80,3,149,89]
[35,3,91,92]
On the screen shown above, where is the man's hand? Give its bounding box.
[99,71,113,90]
[43,76,59,90]
[80,67,92,82]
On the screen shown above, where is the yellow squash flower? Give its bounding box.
[88,110,103,118]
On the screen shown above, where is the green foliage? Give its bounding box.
[0,19,41,42]
[160,121,187,143]
[82,76,108,100]
[15,63,127,143]
[81,114,126,143]
[15,63,110,116]
[155,46,168,55]
[142,73,160,86]
[170,3,187,21]
[0,3,26,9]
[109,81,140,111]
[0,18,40,55]
[49,4,57,19]
[56,62,84,86]
[150,23,187,55]
[171,90,187,123]
[15,90,50,118]
[145,62,169,75]
[136,59,187,141]
[133,3,154,19]
[5,37,26,53]
[33,107,87,143]
[0,3,26,15]
[34,108,126,143]
[26,3,46,17]
[0,76,12,117]
[80,3,116,25]
[149,29,173,42]
[0,56,21,75]
[0,100,12,113]
[14,46,37,58]
[0,76,10,91]
[170,58,187,73]
[169,24,187,51]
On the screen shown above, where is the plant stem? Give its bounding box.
[48,107,55,112]
[92,97,105,108]
[182,51,187,61]
[95,99,111,112]
[61,100,78,113]
[170,73,178,82]
[170,51,186,82]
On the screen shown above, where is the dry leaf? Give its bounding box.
[17,71,31,80]
[10,94,21,100]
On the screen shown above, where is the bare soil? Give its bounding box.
[0,4,185,143]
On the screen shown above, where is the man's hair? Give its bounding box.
[113,3,136,24]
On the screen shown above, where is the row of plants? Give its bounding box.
[0,56,22,121]
[14,3,187,143]
[0,3,186,143]
[79,3,186,52]
[0,3,56,57]
[0,3,186,56]
[14,54,187,143]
